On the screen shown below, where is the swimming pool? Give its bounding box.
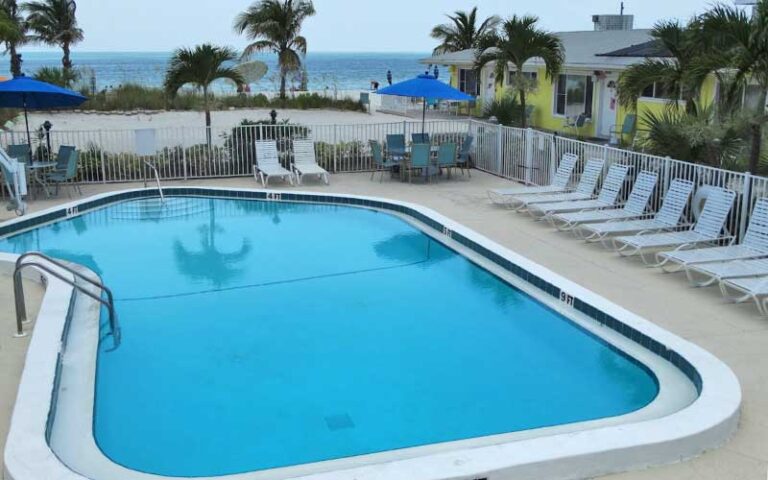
[0,188,741,480]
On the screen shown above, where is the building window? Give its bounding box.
[458,69,480,96]
[554,74,594,118]
[507,70,537,85]
[640,82,676,100]
[744,84,766,112]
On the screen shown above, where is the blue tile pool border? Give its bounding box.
[0,187,703,394]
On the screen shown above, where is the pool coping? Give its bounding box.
[1,186,742,480]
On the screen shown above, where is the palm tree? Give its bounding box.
[164,44,244,146]
[0,0,28,77]
[617,20,720,115]
[24,0,83,75]
[233,0,315,100]
[430,7,500,55]
[475,16,564,128]
[698,1,768,173]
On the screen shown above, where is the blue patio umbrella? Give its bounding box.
[376,73,474,133]
[0,76,87,159]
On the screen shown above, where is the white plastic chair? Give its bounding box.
[528,163,630,219]
[292,140,329,185]
[672,198,768,285]
[487,153,579,206]
[576,178,695,244]
[612,187,737,266]
[254,141,295,187]
[720,274,768,315]
[549,171,657,231]
[509,158,605,212]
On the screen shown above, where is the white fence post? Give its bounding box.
[98,131,107,184]
[550,134,557,186]
[663,156,672,192]
[496,123,503,176]
[739,172,752,240]
[524,128,534,184]
[182,130,189,181]
[333,125,338,173]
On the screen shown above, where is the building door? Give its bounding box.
[597,76,619,139]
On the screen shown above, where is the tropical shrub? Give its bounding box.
[482,95,525,127]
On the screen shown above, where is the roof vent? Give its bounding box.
[592,14,634,31]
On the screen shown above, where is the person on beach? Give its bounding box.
[386,70,392,85]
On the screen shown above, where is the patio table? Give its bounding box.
[27,161,56,198]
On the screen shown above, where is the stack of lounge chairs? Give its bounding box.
[488,152,768,315]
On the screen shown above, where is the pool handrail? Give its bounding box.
[13,252,121,346]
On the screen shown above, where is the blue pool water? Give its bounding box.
[0,197,658,477]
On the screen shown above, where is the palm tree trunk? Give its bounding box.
[519,88,527,129]
[279,66,287,100]
[62,42,72,74]
[9,43,21,77]
[203,86,212,149]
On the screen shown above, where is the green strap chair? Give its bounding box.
[45,147,81,197]
[437,143,457,178]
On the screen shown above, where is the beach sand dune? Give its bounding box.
[23,108,409,132]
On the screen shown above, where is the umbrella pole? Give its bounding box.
[23,95,32,161]
[422,97,426,135]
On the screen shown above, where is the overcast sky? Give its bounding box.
[47,0,721,53]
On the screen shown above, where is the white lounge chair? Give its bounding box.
[687,258,768,288]
[656,197,768,282]
[508,158,605,212]
[576,178,695,244]
[292,140,329,185]
[529,164,630,219]
[612,187,737,265]
[719,275,768,315]
[487,153,578,206]
[254,141,295,187]
[549,170,658,232]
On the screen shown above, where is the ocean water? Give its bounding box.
[0,196,659,477]
[0,51,437,93]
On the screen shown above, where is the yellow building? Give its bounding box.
[422,26,729,144]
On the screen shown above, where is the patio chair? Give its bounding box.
[51,145,76,173]
[254,141,294,187]
[408,143,433,183]
[370,140,400,182]
[610,114,637,146]
[456,135,473,177]
[291,140,329,185]
[386,134,406,162]
[550,171,658,232]
[658,198,768,285]
[44,147,81,196]
[576,178,695,244]
[565,114,588,137]
[8,144,30,164]
[529,163,630,220]
[412,133,430,145]
[612,187,736,266]
[487,152,579,206]
[719,275,768,315]
[508,158,605,213]
[437,143,457,178]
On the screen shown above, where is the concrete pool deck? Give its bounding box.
[0,171,766,479]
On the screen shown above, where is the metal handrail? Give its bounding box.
[13,252,120,346]
[143,160,165,204]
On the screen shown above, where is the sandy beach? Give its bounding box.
[21,108,409,132]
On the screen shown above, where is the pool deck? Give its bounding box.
[1,171,767,480]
